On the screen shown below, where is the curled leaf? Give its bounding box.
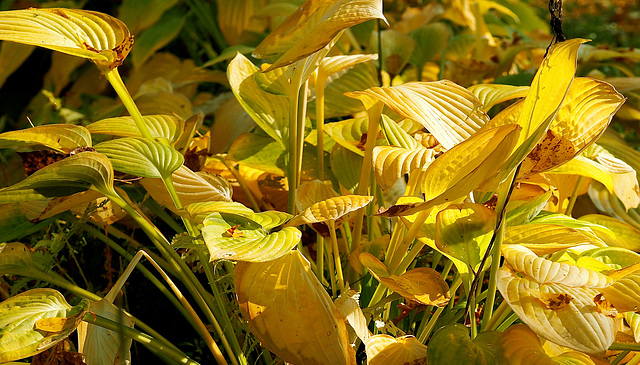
[366,335,427,365]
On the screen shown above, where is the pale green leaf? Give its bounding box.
[367,29,415,76]
[409,23,451,69]
[427,324,499,365]
[0,124,91,152]
[330,144,362,193]
[580,214,640,252]
[117,0,179,34]
[131,7,185,69]
[179,201,254,224]
[216,0,267,46]
[324,116,369,156]
[86,115,184,144]
[504,223,606,254]
[77,299,134,365]
[379,114,419,150]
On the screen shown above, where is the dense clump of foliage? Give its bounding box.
[0,0,640,364]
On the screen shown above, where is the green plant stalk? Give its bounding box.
[483,300,511,332]
[495,311,519,332]
[328,220,345,293]
[102,67,154,141]
[394,239,426,275]
[316,236,326,283]
[144,198,186,233]
[611,350,631,365]
[316,69,327,181]
[480,220,505,331]
[83,313,200,365]
[325,232,338,298]
[468,275,478,339]
[296,80,309,188]
[107,192,238,364]
[416,277,462,342]
[287,83,301,214]
[387,210,430,274]
[564,175,584,216]
[352,101,384,252]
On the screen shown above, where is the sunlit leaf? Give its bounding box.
[296,180,339,212]
[591,144,640,211]
[0,124,92,152]
[497,265,616,354]
[94,137,183,179]
[286,195,373,227]
[497,324,597,365]
[580,247,640,271]
[0,8,133,70]
[468,84,529,112]
[235,250,354,364]
[87,115,184,144]
[379,114,419,150]
[600,268,640,312]
[505,190,553,226]
[501,245,611,288]
[324,116,369,156]
[504,223,606,254]
[580,214,640,252]
[0,289,88,363]
[346,80,489,150]
[335,290,371,344]
[252,0,386,70]
[625,312,640,343]
[427,323,499,365]
[379,125,519,217]
[0,152,116,202]
[360,253,450,306]
[372,145,436,191]
[367,335,427,365]
[179,201,254,224]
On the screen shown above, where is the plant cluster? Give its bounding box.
[0,0,640,364]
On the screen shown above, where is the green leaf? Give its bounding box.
[87,115,185,144]
[131,7,186,69]
[0,8,133,70]
[330,144,362,193]
[427,324,499,365]
[0,289,88,363]
[94,137,184,179]
[580,215,640,253]
[179,201,254,224]
[203,212,300,262]
[409,23,451,70]
[367,29,415,76]
[117,0,179,34]
[366,335,428,365]
[0,242,37,276]
[380,114,419,150]
[0,152,116,202]
[0,124,92,152]
[324,116,369,156]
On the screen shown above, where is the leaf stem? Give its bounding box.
[316,69,327,181]
[564,175,583,216]
[328,220,345,293]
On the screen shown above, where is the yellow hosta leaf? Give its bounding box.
[501,245,612,288]
[379,124,519,217]
[286,195,373,226]
[86,115,184,144]
[624,312,640,343]
[592,145,640,211]
[0,124,91,152]
[497,324,597,365]
[324,116,369,156]
[521,129,576,174]
[320,54,378,78]
[600,269,640,312]
[372,145,436,191]
[346,80,489,149]
[217,0,267,45]
[179,201,254,224]
[0,8,133,70]
[140,166,232,213]
[504,223,606,254]
[295,180,339,212]
[252,0,386,70]
[366,335,427,365]
[497,265,616,354]
[549,156,614,194]
[360,253,449,306]
[468,83,530,112]
[335,290,371,344]
[580,214,640,252]
[235,250,354,365]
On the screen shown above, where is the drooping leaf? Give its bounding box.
[346,80,489,150]
[77,299,134,365]
[0,152,116,202]
[360,253,450,306]
[0,42,34,88]
[467,83,529,112]
[0,124,92,152]
[87,115,184,144]
[131,7,185,69]
[504,223,606,254]
[252,0,387,71]
[427,323,500,365]
[0,8,133,70]
[366,335,428,365]
[372,145,436,191]
[94,137,184,179]
[497,265,616,354]
[335,290,371,344]
[0,289,88,363]
[287,195,373,227]
[235,250,354,364]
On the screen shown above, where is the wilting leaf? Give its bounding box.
[0,289,88,363]
[252,0,386,70]
[427,323,499,365]
[497,324,597,365]
[497,265,616,354]
[335,290,371,344]
[468,84,529,112]
[94,137,184,179]
[0,124,92,152]
[77,299,134,365]
[360,253,450,306]
[346,80,489,150]
[179,201,254,224]
[501,245,611,288]
[287,195,373,227]
[140,166,232,212]
[0,152,116,203]
[86,115,184,144]
[379,124,519,217]
[435,203,496,271]
[366,335,428,365]
[0,8,133,70]
[203,211,299,262]
[235,250,354,364]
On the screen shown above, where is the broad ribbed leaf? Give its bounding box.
[252,0,386,70]
[140,166,232,212]
[0,289,88,363]
[435,203,495,270]
[580,214,640,252]
[372,145,436,191]
[331,144,363,193]
[0,124,91,152]
[504,223,606,254]
[380,114,419,150]
[427,324,499,365]
[180,201,254,224]
[228,53,290,147]
[321,54,379,78]
[497,266,615,355]
[497,324,596,365]
[360,253,449,306]
[0,8,133,69]
[0,152,116,202]
[94,137,183,179]
[548,156,614,194]
[600,269,640,312]
[467,84,529,112]
[346,80,489,149]
[591,144,640,211]
[296,180,339,212]
[625,312,640,343]
[314,61,379,119]
[367,335,427,365]
[19,190,104,222]
[324,116,369,156]
[0,242,36,275]
[286,195,373,226]
[203,212,299,262]
[77,299,134,365]
[501,245,611,288]
[235,250,354,364]
[379,125,519,217]
[86,115,183,143]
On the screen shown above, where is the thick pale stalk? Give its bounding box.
[296,80,309,188]
[315,70,327,181]
[328,220,346,293]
